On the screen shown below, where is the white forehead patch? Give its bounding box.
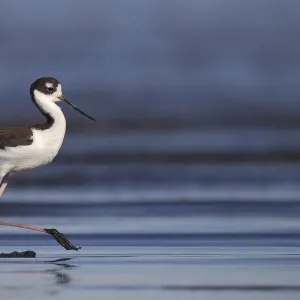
[45,82,54,88]
[56,84,62,95]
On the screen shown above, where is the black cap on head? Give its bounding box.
[30,77,60,99]
[30,77,96,122]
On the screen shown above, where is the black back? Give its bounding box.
[0,127,33,150]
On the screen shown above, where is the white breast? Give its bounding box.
[20,121,66,171]
[0,102,66,175]
[0,130,65,173]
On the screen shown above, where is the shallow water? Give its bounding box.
[1,131,300,299]
[1,246,300,300]
[1,1,300,298]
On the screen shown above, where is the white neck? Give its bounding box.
[33,90,66,130]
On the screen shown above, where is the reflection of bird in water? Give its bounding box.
[0,77,95,250]
[39,260,77,296]
[52,265,75,285]
[46,258,77,285]
[55,270,72,285]
[0,258,77,298]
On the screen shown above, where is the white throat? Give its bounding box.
[30,90,67,165]
[32,89,66,144]
[33,90,66,125]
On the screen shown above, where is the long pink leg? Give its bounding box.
[0,173,10,198]
[0,219,79,250]
[0,174,79,250]
[0,221,45,232]
[0,173,46,233]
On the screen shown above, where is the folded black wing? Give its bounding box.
[0,127,33,150]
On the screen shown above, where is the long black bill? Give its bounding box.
[58,96,95,121]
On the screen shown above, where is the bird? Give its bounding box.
[0,77,95,250]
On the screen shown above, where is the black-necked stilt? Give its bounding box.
[0,77,95,250]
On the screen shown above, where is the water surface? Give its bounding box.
[1,130,300,299]
[1,247,300,300]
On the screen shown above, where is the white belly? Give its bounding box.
[0,124,66,175]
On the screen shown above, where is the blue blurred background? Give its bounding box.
[1,0,300,248]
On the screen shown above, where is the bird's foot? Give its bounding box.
[45,228,81,251]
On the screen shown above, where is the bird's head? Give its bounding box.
[30,77,95,121]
